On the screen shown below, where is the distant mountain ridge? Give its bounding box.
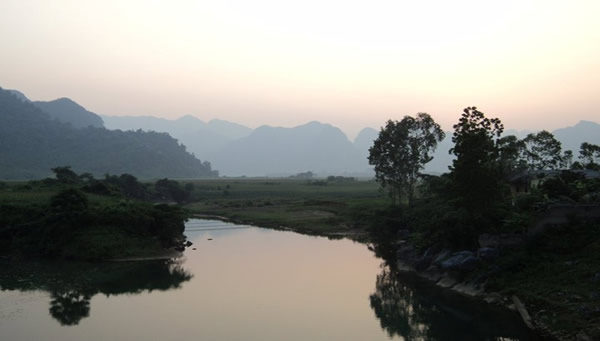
[33,97,104,128]
[104,112,600,177]
[102,115,252,159]
[0,87,216,179]
[8,86,597,177]
[211,121,369,176]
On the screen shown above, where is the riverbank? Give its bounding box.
[183,178,600,340]
[391,220,600,341]
[0,172,190,261]
[184,178,385,238]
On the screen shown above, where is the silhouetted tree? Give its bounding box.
[520,130,563,170]
[450,107,504,211]
[496,135,526,175]
[579,142,600,169]
[369,113,445,205]
[561,150,574,169]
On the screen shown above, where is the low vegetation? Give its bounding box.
[0,167,190,261]
[184,177,385,235]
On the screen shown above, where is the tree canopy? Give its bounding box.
[450,107,504,211]
[369,113,445,205]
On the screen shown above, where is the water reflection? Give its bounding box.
[369,266,537,341]
[0,259,191,326]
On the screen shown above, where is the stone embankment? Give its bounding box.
[393,232,563,338]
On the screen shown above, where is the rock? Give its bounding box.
[437,273,458,288]
[477,247,499,261]
[421,265,443,282]
[441,251,479,272]
[484,293,503,304]
[185,241,193,247]
[415,251,434,271]
[432,248,452,265]
[512,296,534,329]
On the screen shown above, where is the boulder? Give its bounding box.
[421,265,443,282]
[477,247,499,261]
[432,248,452,265]
[437,273,458,288]
[441,251,479,272]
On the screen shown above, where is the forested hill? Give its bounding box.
[33,97,104,129]
[0,88,217,179]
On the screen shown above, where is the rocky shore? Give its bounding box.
[393,231,599,341]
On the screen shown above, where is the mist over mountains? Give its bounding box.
[104,115,375,177]
[104,112,600,177]
[3,87,599,178]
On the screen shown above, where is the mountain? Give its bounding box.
[553,120,600,154]
[424,134,455,174]
[102,115,252,159]
[210,121,370,177]
[0,88,217,179]
[33,97,104,129]
[7,89,30,102]
[354,127,379,163]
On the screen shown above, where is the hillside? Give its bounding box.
[211,121,369,176]
[102,115,252,159]
[0,88,217,179]
[33,97,104,128]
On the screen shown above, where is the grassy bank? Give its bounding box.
[184,178,388,236]
[484,220,600,339]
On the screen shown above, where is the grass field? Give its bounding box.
[183,178,389,236]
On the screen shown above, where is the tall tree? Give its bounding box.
[579,142,600,168]
[450,107,504,211]
[560,150,574,169]
[520,130,563,170]
[496,135,526,175]
[369,113,445,205]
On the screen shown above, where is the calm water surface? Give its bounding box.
[0,219,537,340]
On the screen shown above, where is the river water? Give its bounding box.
[0,219,538,340]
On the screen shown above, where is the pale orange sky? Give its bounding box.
[1,0,599,138]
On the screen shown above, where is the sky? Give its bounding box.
[1,0,599,139]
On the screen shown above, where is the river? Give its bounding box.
[0,219,538,340]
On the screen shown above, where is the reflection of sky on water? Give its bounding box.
[0,219,536,340]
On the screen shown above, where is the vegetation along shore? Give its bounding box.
[185,108,600,340]
[2,106,600,340]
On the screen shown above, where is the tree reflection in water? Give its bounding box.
[49,291,91,326]
[0,259,192,326]
[369,266,538,341]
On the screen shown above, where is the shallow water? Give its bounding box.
[0,219,537,340]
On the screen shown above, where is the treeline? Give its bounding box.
[0,168,193,260]
[0,88,217,179]
[368,107,600,248]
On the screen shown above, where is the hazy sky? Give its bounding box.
[1,0,599,138]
